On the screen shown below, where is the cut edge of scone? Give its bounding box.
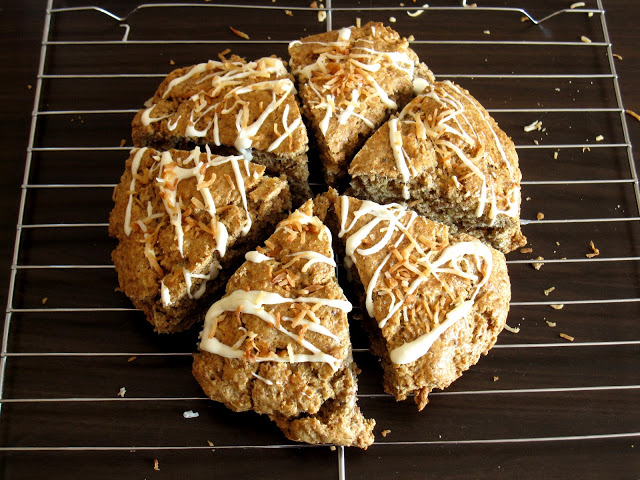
[131,55,311,205]
[349,80,526,254]
[321,189,510,410]
[289,21,435,187]
[109,146,291,333]
[192,198,375,448]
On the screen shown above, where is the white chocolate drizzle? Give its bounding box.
[339,197,493,364]
[387,81,520,223]
[289,23,417,137]
[200,289,352,370]
[141,57,303,159]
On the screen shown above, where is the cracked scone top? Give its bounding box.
[289,21,434,186]
[193,199,375,448]
[349,80,526,253]
[131,55,310,203]
[109,147,291,333]
[330,192,510,410]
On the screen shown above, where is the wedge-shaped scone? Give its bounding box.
[289,22,434,186]
[193,200,375,448]
[109,147,291,333]
[349,80,526,253]
[328,192,509,410]
[131,55,310,203]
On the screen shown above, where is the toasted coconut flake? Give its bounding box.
[570,1,586,8]
[504,323,520,334]
[154,459,160,471]
[559,333,574,342]
[230,26,250,40]
[546,320,557,327]
[626,109,640,122]
[543,286,556,296]
[532,256,545,270]
[586,240,600,258]
[381,429,391,437]
[550,304,564,310]
[580,35,592,44]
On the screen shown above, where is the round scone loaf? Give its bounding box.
[349,80,526,253]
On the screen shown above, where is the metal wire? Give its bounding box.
[2,0,639,475]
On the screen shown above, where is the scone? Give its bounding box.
[193,199,375,448]
[109,147,291,333]
[289,22,434,186]
[323,191,510,410]
[131,55,310,204]
[349,80,526,253]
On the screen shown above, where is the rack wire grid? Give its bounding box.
[1,0,639,478]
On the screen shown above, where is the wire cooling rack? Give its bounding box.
[2,1,639,478]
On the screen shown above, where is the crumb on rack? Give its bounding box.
[41,297,48,305]
[553,151,558,160]
[570,1,586,8]
[27,84,33,90]
[544,286,556,296]
[318,9,327,22]
[356,17,361,28]
[586,240,600,258]
[559,333,574,342]
[532,256,544,270]
[285,9,293,16]
[613,53,623,60]
[310,1,318,7]
[207,440,214,446]
[520,247,533,254]
[183,410,199,419]
[581,35,592,44]
[550,304,564,310]
[118,387,126,397]
[169,59,175,65]
[493,376,499,382]
[229,26,250,39]
[483,30,490,35]
[127,356,137,362]
[536,212,545,220]
[154,459,160,471]
[389,16,397,23]
[408,6,425,17]
[583,146,591,152]
[330,445,336,451]
[524,120,543,132]
[381,429,391,437]
[520,16,529,22]
[119,138,126,147]
[595,135,604,142]
[546,320,557,327]
[504,323,520,334]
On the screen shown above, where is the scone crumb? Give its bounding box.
[330,445,337,451]
[521,16,529,22]
[520,247,533,254]
[229,26,250,40]
[493,376,499,382]
[207,440,214,447]
[285,9,293,16]
[41,297,48,304]
[595,135,604,142]
[550,304,564,310]
[381,429,391,437]
[536,212,545,220]
[504,323,520,334]
[583,146,591,152]
[27,84,33,89]
[318,9,327,22]
[554,151,558,160]
[524,120,542,132]
[586,240,600,258]
[546,320,557,327]
[356,17,361,28]
[153,459,160,471]
[119,138,126,147]
[543,286,556,296]
[580,35,592,44]
[118,387,126,397]
[169,59,175,65]
[559,333,574,342]
[483,30,491,35]
[532,256,545,270]
[183,410,199,419]
[310,1,318,7]
[127,356,137,362]
[570,1,586,8]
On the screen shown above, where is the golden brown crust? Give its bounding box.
[131,56,310,203]
[109,147,291,333]
[330,194,510,410]
[193,199,375,448]
[289,22,434,186]
[349,80,526,253]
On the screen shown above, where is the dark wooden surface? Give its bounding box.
[1,1,639,478]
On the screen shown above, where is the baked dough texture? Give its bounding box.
[322,190,510,410]
[109,147,291,333]
[131,55,311,204]
[193,199,375,448]
[349,80,526,253]
[289,22,434,187]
